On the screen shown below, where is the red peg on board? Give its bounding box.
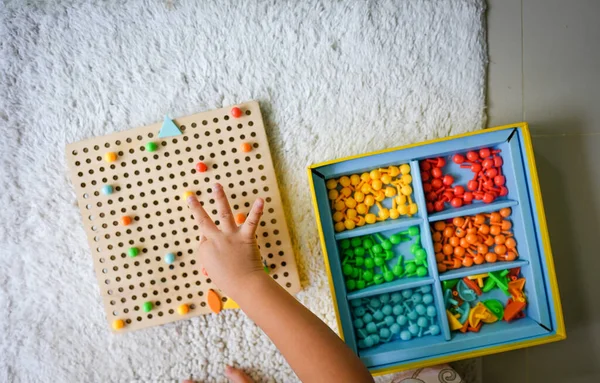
[231,107,243,118]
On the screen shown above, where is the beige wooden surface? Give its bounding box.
[66,101,300,333]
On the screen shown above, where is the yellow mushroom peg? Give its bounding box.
[371,179,383,191]
[339,187,352,199]
[344,219,356,230]
[361,183,372,194]
[328,189,339,200]
[381,173,392,184]
[334,222,345,232]
[332,211,345,222]
[360,172,371,183]
[334,200,346,211]
[389,208,400,219]
[344,197,357,209]
[374,190,386,202]
[339,176,351,188]
[365,213,377,224]
[401,184,413,196]
[370,169,382,180]
[401,173,412,185]
[350,174,361,186]
[356,203,369,215]
[400,164,411,175]
[388,165,400,177]
[326,179,338,189]
[384,186,397,198]
[353,191,365,203]
[356,216,366,227]
[364,195,375,207]
[375,202,390,221]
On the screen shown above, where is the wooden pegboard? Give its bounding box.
[66,101,301,333]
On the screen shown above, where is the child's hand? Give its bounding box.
[186,183,266,298]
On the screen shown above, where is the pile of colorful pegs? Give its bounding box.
[326,164,417,232]
[421,148,508,213]
[443,268,527,333]
[351,286,440,349]
[340,226,427,291]
[432,208,517,272]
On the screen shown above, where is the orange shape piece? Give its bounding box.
[462,277,482,295]
[240,142,252,153]
[504,298,526,322]
[207,289,222,314]
[235,213,246,225]
[508,278,525,301]
[121,216,132,226]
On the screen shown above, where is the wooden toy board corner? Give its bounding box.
[66,101,301,333]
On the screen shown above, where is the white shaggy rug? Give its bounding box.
[0,1,487,382]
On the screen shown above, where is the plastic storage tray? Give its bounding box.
[307,123,565,375]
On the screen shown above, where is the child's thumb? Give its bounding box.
[225,365,254,383]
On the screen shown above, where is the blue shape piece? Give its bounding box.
[158,116,182,138]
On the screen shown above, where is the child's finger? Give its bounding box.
[240,198,264,238]
[224,365,254,383]
[213,183,236,233]
[187,196,219,237]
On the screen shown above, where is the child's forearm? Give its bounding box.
[231,273,374,383]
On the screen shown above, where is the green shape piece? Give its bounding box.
[416,266,428,277]
[354,256,364,267]
[363,238,374,249]
[374,257,385,267]
[487,270,510,294]
[372,244,383,254]
[145,142,158,152]
[127,247,139,258]
[158,116,183,138]
[354,247,366,257]
[363,270,374,282]
[356,280,366,289]
[340,239,351,250]
[373,275,384,285]
[142,301,153,312]
[483,299,505,320]
[364,258,375,269]
[443,279,459,291]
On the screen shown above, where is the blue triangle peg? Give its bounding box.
[158,116,182,138]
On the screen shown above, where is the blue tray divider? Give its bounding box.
[311,171,358,352]
[410,159,452,341]
[506,135,551,328]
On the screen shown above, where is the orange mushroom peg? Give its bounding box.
[235,213,246,225]
[231,106,243,118]
[120,215,132,226]
[104,151,117,163]
[195,161,208,173]
[112,319,125,330]
[177,304,190,315]
[240,142,252,153]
